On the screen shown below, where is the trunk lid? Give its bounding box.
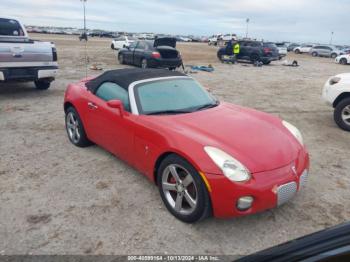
[154,37,176,48]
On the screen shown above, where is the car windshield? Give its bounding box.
[134,78,218,115]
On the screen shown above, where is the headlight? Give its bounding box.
[329,77,341,85]
[282,120,304,146]
[204,146,251,182]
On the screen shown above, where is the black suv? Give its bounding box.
[217,40,279,64]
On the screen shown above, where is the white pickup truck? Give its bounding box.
[0,17,58,89]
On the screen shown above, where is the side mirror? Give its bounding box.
[107,100,124,116]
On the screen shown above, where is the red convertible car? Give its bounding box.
[64,68,310,223]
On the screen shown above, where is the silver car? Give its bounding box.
[310,45,343,58]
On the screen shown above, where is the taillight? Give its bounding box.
[151,52,161,59]
[263,47,271,53]
[52,47,57,61]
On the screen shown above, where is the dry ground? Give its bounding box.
[0,34,349,255]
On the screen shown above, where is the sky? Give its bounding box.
[1,0,349,44]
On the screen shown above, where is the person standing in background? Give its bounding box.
[232,41,240,64]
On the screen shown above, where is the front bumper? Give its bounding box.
[0,66,58,82]
[205,150,310,218]
[148,58,182,68]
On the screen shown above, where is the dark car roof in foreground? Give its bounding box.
[236,221,350,262]
[86,68,187,93]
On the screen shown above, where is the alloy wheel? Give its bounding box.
[341,105,350,126]
[66,112,81,144]
[161,164,198,215]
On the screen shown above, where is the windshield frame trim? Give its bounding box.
[128,76,193,115]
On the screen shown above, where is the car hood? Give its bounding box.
[148,103,301,173]
[154,37,176,48]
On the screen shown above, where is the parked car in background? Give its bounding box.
[0,17,58,89]
[335,54,350,65]
[208,34,220,46]
[310,45,343,58]
[177,36,192,42]
[111,35,135,50]
[287,43,299,52]
[64,68,309,223]
[117,37,182,69]
[322,73,350,131]
[221,34,237,41]
[294,44,314,54]
[275,42,287,59]
[217,40,279,64]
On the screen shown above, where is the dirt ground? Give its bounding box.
[0,34,349,256]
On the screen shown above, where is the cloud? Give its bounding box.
[1,0,349,44]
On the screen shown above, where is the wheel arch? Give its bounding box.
[153,150,202,185]
[64,101,75,112]
[340,57,348,64]
[333,92,350,108]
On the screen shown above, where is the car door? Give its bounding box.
[237,41,247,59]
[301,45,310,53]
[124,41,137,64]
[318,46,326,56]
[83,82,134,162]
[133,41,147,66]
[325,46,332,57]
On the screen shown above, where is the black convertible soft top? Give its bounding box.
[86,68,186,93]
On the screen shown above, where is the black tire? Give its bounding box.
[157,154,212,223]
[334,98,350,131]
[217,49,225,61]
[312,52,318,57]
[65,107,92,147]
[141,58,148,69]
[331,53,337,59]
[111,44,115,50]
[250,54,261,63]
[295,49,300,54]
[169,67,176,71]
[340,58,348,65]
[34,80,51,90]
[118,53,125,64]
[263,61,271,65]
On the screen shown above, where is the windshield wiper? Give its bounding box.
[146,109,193,115]
[192,101,219,112]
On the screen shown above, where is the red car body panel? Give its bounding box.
[64,78,310,218]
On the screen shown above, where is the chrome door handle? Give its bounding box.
[88,102,98,109]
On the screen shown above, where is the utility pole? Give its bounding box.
[80,0,88,77]
[81,0,87,36]
[330,31,334,45]
[245,18,250,39]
